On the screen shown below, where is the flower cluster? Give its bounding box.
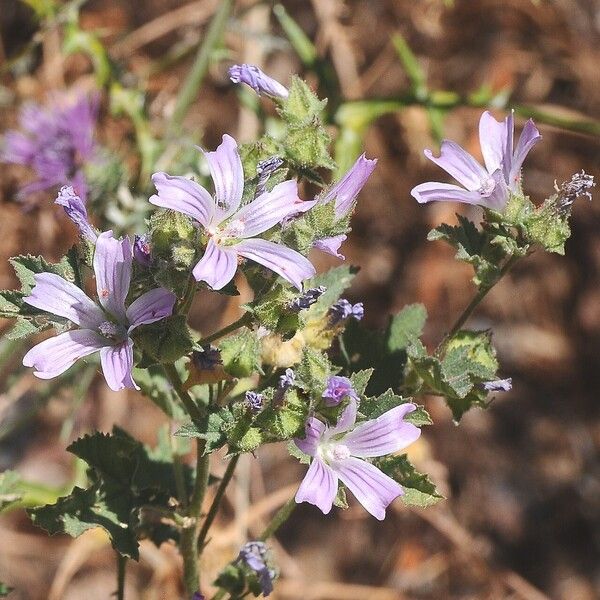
[2,92,98,201]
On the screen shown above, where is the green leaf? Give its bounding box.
[0,582,13,597]
[387,303,427,352]
[349,369,374,397]
[375,455,443,507]
[219,328,261,378]
[295,347,331,395]
[360,388,431,425]
[256,389,309,441]
[9,254,70,293]
[0,471,23,513]
[175,408,234,455]
[333,485,348,509]
[29,484,140,559]
[131,315,194,364]
[7,318,46,340]
[245,284,298,333]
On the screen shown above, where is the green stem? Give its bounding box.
[180,438,210,597]
[169,0,233,134]
[198,313,253,346]
[197,454,240,551]
[259,497,297,541]
[436,255,520,354]
[116,553,126,600]
[162,363,204,422]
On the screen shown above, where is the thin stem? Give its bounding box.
[436,255,520,354]
[198,313,253,346]
[197,454,240,550]
[116,553,127,600]
[169,0,233,134]
[162,363,204,422]
[180,438,210,597]
[259,497,297,541]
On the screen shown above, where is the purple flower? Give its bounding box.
[322,375,357,407]
[150,135,316,290]
[237,541,275,596]
[245,391,263,412]
[288,286,326,312]
[483,377,512,392]
[328,299,364,324]
[55,185,97,242]
[229,64,289,99]
[411,110,541,211]
[191,594,204,600]
[22,231,176,391]
[294,401,421,519]
[133,234,152,266]
[278,368,295,389]
[313,154,377,259]
[2,92,98,201]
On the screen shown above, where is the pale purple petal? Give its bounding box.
[93,231,132,322]
[295,458,338,514]
[335,457,403,520]
[411,182,484,205]
[328,399,358,435]
[235,238,315,290]
[229,64,289,99]
[192,238,238,290]
[479,111,510,177]
[150,172,214,227]
[126,288,176,331]
[235,180,314,237]
[23,329,107,380]
[509,119,541,190]
[424,141,488,191]
[24,273,105,329]
[343,403,421,458]
[202,134,244,219]
[313,235,347,259]
[100,339,138,391]
[294,417,326,456]
[480,169,509,211]
[320,154,377,217]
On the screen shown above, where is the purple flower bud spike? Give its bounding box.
[322,375,358,407]
[294,402,421,520]
[229,64,289,99]
[22,231,176,391]
[55,185,97,242]
[237,541,275,596]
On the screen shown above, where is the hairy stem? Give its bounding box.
[197,454,240,550]
[436,255,520,354]
[198,313,253,346]
[116,553,126,600]
[180,438,210,597]
[169,0,233,134]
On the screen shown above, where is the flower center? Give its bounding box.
[211,219,246,244]
[98,320,127,342]
[478,176,496,196]
[321,442,351,463]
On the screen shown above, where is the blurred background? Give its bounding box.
[1,0,600,598]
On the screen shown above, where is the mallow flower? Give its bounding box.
[22,231,176,391]
[150,134,316,290]
[295,401,421,520]
[411,111,541,211]
[228,64,289,99]
[313,154,377,259]
[2,92,98,201]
